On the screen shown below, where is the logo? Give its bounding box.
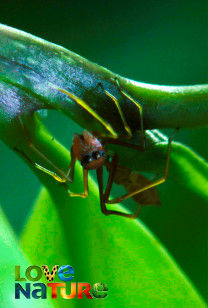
[15,265,108,299]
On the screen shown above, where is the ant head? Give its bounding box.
[72,131,107,170]
[81,150,106,170]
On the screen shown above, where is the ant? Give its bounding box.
[17,78,172,219]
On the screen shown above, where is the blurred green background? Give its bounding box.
[0,0,207,302]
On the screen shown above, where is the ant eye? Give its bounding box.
[81,154,91,166]
[92,151,101,160]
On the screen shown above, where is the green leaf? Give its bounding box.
[20,183,206,307]
[11,117,204,307]
[0,207,54,307]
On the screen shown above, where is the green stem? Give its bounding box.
[121,79,208,129]
[0,23,208,137]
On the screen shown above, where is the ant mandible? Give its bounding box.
[18,78,172,219]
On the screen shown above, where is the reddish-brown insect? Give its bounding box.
[17,78,171,219]
[73,131,106,170]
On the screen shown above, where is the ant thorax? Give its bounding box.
[72,131,106,170]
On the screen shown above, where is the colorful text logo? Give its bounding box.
[15,265,108,300]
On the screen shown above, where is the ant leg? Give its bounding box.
[68,168,89,198]
[96,137,172,219]
[65,147,89,198]
[96,166,118,216]
[65,147,77,181]
[101,137,144,151]
[18,117,71,183]
[36,146,77,183]
[106,137,172,205]
[96,166,140,218]
[115,77,146,149]
[105,155,142,218]
[35,145,78,183]
[104,154,118,201]
[57,88,118,138]
[97,166,112,215]
[14,147,68,183]
[97,82,132,138]
[34,164,68,182]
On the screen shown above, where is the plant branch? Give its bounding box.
[0,23,207,137]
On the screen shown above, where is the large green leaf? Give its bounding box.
[20,177,206,307]
[0,207,54,308]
